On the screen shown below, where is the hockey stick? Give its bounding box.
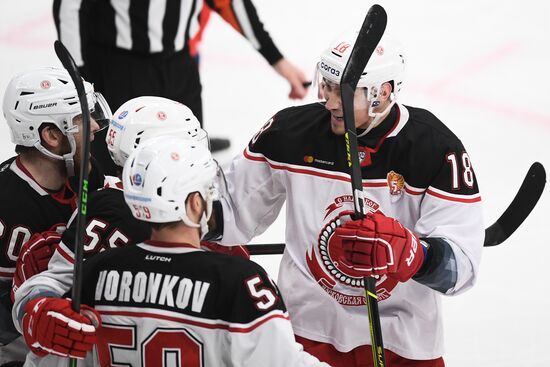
[484,162,545,246]
[54,40,91,367]
[246,161,547,254]
[339,5,387,366]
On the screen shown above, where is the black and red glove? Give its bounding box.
[22,297,100,359]
[11,231,61,302]
[200,241,250,259]
[333,213,424,282]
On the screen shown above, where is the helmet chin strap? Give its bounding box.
[180,193,213,239]
[33,134,77,176]
[357,87,397,137]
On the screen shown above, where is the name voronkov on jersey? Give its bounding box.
[32,102,57,110]
[95,270,210,312]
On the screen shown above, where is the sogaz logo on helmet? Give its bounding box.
[320,62,340,77]
[118,110,129,119]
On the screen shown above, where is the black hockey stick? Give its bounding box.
[54,40,91,367]
[246,161,547,254]
[484,162,545,246]
[339,5,387,366]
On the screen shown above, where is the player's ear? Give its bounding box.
[39,124,64,150]
[186,192,205,220]
[380,82,393,101]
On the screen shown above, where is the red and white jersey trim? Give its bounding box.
[10,159,48,196]
[427,186,482,203]
[96,305,290,333]
[102,175,124,190]
[244,148,352,183]
[386,103,410,138]
[56,241,75,264]
[0,266,14,280]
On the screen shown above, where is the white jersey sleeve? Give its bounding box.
[219,147,287,244]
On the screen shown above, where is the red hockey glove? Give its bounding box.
[11,231,61,302]
[333,213,424,282]
[200,241,250,259]
[22,297,100,359]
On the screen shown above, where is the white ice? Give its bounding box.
[0,1,548,365]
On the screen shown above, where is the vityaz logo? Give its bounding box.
[40,80,51,89]
[157,111,167,121]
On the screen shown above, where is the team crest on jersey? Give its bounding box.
[387,170,405,195]
[307,207,398,306]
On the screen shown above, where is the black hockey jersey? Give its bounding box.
[0,157,75,283]
[59,179,151,258]
[80,241,329,366]
[12,178,150,335]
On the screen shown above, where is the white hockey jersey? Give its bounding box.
[219,103,484,360]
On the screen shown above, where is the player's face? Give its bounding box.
[71,114,100,165]
[322,79,371,135]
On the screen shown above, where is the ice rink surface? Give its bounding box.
[0,1,549,365]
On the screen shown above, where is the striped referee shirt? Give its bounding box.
[53,0,283,67]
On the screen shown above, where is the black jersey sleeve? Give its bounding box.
[227,260,286,323]
[60,188,150,258]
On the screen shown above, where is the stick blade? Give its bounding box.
[341,4,387,89]
[484,162,546,246]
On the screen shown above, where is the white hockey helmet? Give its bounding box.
[2,66,111,174]
[318,32,405,132]
[122,136,217,235]
[107,96,208,167]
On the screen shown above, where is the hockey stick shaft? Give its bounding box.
[246,162,546,255]
[54,40,91,367]
[340,5,387,366]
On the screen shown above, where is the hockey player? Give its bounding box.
[0,67,110,366]
[207,31,484,366]
[11,97,247,364]
[73,136,330,366]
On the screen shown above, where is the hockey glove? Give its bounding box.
[201,241,250,259]
[11,231,61,302]
[333,213,424,282]
[22,297,100,359]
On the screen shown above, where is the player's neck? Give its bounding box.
[150,224,201,248]
[18,153,67,191]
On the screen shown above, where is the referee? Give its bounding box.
[53,0,308,175]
